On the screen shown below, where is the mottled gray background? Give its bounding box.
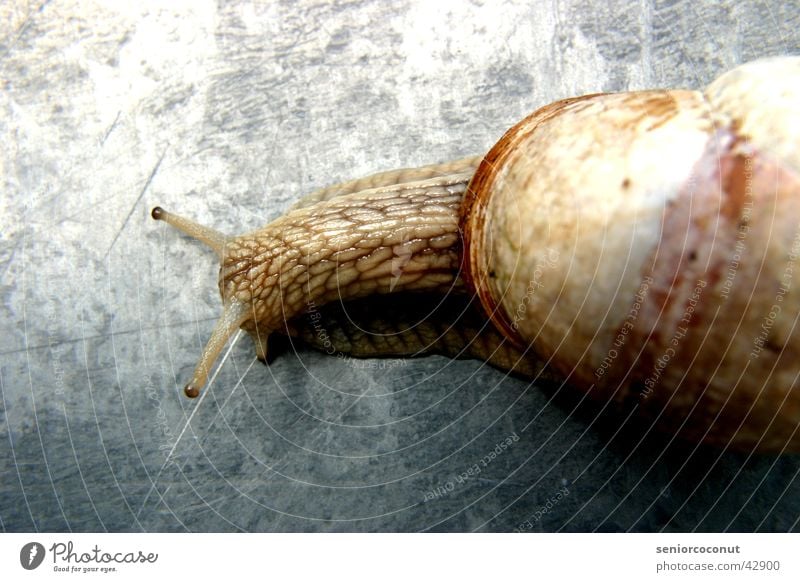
[1,0,799,532]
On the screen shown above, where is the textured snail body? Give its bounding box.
[153,56,800,452]
[462,57,800,450]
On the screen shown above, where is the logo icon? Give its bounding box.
[20,542,45,570]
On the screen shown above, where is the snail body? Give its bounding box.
[153,56,800,452]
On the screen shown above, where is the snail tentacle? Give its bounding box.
[183,298,249,398]
[151,206,228,258]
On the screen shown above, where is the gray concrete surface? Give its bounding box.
[1,0,799,532]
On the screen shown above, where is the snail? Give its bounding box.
[153,56,800,452]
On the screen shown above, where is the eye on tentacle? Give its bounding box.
[152,206,251,398]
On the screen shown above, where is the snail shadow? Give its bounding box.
[256,292,800,532]
[536,378,800,532]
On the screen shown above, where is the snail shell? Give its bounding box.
[461,56,800,451]
[153,56,800,452]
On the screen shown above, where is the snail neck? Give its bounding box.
[222,171,475,331]
[290,155,482,210]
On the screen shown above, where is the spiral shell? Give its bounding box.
[461,57,800,451]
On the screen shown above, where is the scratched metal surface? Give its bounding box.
[1,0,799,532]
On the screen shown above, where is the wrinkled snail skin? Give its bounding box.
[288,155,483,210]
[153,56,800,452]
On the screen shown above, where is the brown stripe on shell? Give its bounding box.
[612,131,800,451]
